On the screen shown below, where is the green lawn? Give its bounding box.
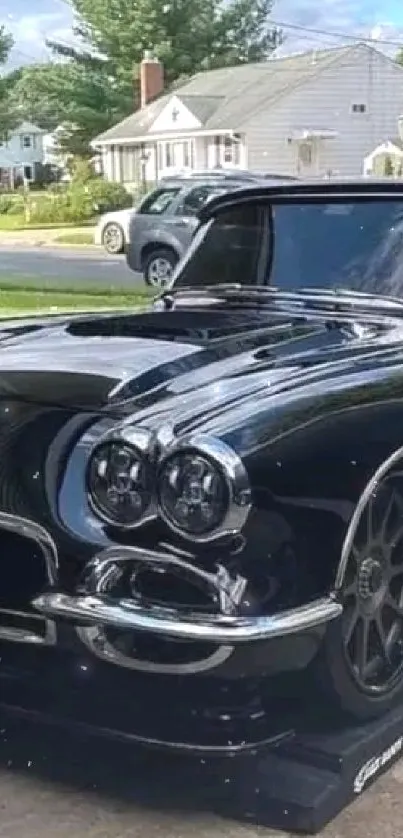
[0,215,97,232]
[0,284,152,317]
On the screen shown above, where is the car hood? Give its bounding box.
[0,305,396,415]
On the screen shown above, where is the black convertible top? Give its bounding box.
[198,177,403,223]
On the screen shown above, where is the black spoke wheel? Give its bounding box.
[342,474,403,694]
[314,460,403,720]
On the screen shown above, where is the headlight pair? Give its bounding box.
[86,427,251,542]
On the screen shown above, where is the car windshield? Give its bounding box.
[172,198,403,298]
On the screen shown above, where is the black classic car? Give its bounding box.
[2,178,403,754]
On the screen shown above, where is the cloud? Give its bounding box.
[1,6,74,65]
[270,0,403,57]
[3,0,403,69]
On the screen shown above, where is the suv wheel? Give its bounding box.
[143,248,178,288]
[314,459,403,720]
[102,222,124,254]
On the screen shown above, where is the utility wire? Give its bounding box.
[272,19,403,49]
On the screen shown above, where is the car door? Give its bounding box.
[131,185,183,248]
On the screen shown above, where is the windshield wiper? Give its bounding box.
[162,284,403,316]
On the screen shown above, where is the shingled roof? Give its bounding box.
[92,44,374,144]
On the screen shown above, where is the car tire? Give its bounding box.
[102,222,124,254]
[313,455,403,720]
[143,248,178,289]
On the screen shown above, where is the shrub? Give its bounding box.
[29,198,93,225]
[79,179,133,214]
[0,176,132,225]
[0,195,25,215]
[383,154,394,176]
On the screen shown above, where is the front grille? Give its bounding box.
[0,528,55,646]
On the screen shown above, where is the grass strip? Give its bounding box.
[0,276,152,297]
[53,232,95,246]
[0,288,151,317]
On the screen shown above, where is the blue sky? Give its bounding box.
[2,0,403,68]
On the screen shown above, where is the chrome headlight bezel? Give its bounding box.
[85,426,157,530]
[157,433,252,543]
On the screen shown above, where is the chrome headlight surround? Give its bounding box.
[85,426,157,530]
[157,433,252,543]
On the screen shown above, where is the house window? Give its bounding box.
[351,103,366,114]
[21,135,32,148]
[213,135,241,167]
[214,135,221,167]
[224,135,233,163]
[183,142,190,168]
[23,165,33,181]
[165,142,173,168]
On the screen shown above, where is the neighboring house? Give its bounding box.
[0,121,45,184]
[363,124,403,175]
[43,125,69,170]
[92,43,403,187]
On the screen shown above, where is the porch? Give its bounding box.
[287,128,339,177]
[97,131,248,190]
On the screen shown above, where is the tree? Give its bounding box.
[0,25,17,138]
[10,61,130,156]
[10,0,281,157]
[383,154,394,177]
[43,0,281,149]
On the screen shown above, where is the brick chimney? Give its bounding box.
[139,51,164,109]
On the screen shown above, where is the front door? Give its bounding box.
[296,140,317,176]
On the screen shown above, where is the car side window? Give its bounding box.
[180,186,224,216]
[139,187,181,215]
[173,202,269,287]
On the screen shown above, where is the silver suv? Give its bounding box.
[126,170,295,288]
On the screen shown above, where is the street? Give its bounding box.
[0,714,402,838]
[0,246,144,289]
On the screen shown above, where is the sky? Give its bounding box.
[2,0,403,69]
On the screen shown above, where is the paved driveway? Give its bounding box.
[0,716,403,838]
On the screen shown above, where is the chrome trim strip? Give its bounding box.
[71,545,236,674]
[157,433,252,543]
[0,511,58,646]
[74,545,246,615]
[0,608,57,646]
[76,625,233,674]
[0,511,59,584]
[34,592,341,643]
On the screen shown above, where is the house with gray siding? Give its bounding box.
[92,43,403,187]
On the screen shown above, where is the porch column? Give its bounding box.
[102,147,114,181]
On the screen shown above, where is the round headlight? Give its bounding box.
[158,435,251,542]
[86,439,154,529]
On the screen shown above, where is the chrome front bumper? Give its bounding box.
[33,545,342,645]
[34,594,342,644]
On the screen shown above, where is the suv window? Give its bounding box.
[180,185,226,216]
[139,187,181,215]
[173,198,403,297]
